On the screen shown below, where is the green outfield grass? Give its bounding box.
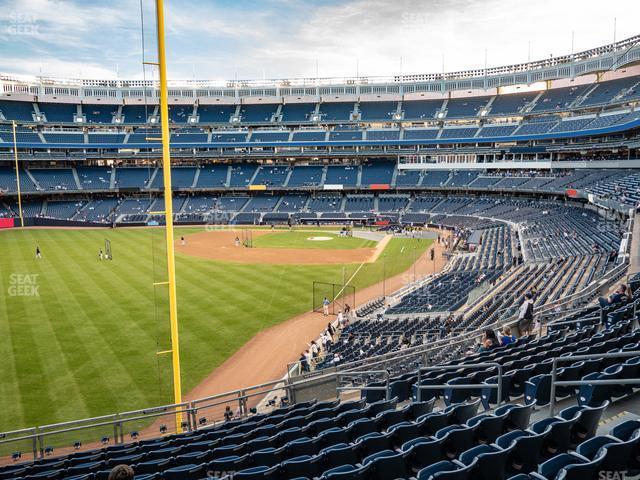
[0,227,431,435]
[251,230,377,249]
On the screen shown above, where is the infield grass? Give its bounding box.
[0,227,430,436]
[251,230,376,249]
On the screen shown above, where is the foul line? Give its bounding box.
[334,260,366,302]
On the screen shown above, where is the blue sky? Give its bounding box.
[0,0,638,81]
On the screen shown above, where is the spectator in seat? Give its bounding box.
[327,322,335,337]
[598,284,628,308]
[108,465,134,480]
[517,293,535,336]
[304,349,313,369]
[499,326,516,346]
[479,329,500,352]
[309,340,319,358]
[223,405,233,422]
[321,331,331,350]
[299,352,309,372]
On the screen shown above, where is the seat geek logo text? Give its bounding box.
[8,274,40,297]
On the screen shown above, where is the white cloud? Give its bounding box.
[0,55,121,79]
[0,0,638,81]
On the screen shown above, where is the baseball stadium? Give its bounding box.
[1,1,640,479]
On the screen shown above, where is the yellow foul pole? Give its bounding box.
[11,121,24,227]
[154,0,183,430]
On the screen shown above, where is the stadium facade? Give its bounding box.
[0,35,639,225]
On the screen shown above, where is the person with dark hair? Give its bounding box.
[223,405,233,422]
[299,352,309,372]
[108,465,134,480]
[517,292,535,336]
[598,284,628,308]
[326,322,335,337]
[479,329,500,352]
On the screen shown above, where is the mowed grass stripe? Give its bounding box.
[3,231,68,427]
[27,236,109,421]
[0,232,31,428]
[37,229,152,414]
[39,231,159,414]
[18,231,79,422]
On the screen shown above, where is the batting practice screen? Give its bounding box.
[312,282,356,315]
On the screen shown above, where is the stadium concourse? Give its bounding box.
[2,34,640,480]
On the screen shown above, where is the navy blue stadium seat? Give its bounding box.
[496,429,547,474]
[162,463,206,480]
[577,431,640,475]
[318,443,359,471]
[232,465,279,479]
[364,449,411,479]
[458,443,513,480]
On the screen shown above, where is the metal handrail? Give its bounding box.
[415,362,503,407]
[336,370,391,400]
[537,261,628,315]
[548,350,640,415]
[0,380,292,461]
